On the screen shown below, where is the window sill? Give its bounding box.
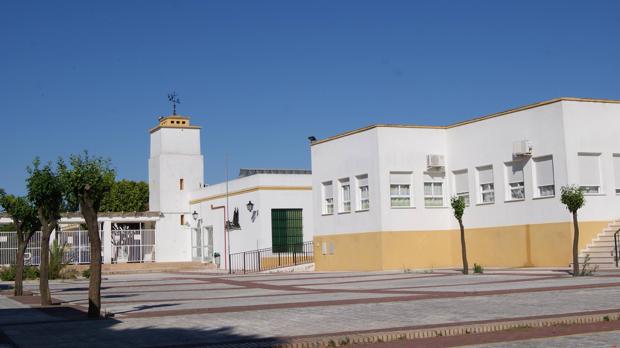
[321,213,334,216]
[584,193,606,196]
[337,211,351,215]
[476,202,495,206]
[424,206,448,209]
[355,209,369,213]
[533,195,555,200]
[504,199,525,203]
[391,206,416,209]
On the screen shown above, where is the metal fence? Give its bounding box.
[229,241,313,274]
[111,229,155,263]
[58,230,93,264]
[0,231,42,266]
[0,229,155,266]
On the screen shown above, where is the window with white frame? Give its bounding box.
[339,178,351,213]
[390,172,412,207]
[477,165,495,204]
[322,181,334,214]
[356,174,369,210]
[534,156,555,197]
[453,169,469,206]
[613,154,620,194]
[424,172,444,207]
[506,161,525,200]
[578,153,602,194]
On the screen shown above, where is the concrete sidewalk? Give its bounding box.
[1,269,619,347]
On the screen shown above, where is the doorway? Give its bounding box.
[191,225,203,261]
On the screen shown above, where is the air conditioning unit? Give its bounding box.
[513,140,533,157]
[426,154,445,170]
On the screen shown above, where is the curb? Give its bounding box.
[206,311,620,348]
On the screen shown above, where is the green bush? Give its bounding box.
[82,269,90,279]
[473,263,484,274]
[0,265,40,281]
[0,265,15,281]
[24,265,40,279]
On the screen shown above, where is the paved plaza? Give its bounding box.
[1,268,620,347]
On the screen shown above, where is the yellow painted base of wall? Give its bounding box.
[313,221,608,271]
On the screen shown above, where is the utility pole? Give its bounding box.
[226,154,231,273]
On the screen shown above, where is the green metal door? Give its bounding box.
[271,209,303,252]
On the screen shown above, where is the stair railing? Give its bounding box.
[228,241,314,274]
[614,228,620,268]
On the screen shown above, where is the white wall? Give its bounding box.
[445,102,569,228]
[154,217,192,262]
[378,127,450,231]
[149,126,204,262]
[311,100,620,236]
[190,173,313,269]
[311,128,382,236]
[561,101,620,221]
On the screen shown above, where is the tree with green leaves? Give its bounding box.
[451,196,469,275]
[561,185,586,277]
[0,190,41,295]
[59,152,115,317]
[100,180,149,212]
[27,159,64,305]
[0,223,17,232]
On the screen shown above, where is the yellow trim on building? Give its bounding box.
[311,97,620,146]
[313,221,608,271]
[190,185,312,204]
[149,115,202,133]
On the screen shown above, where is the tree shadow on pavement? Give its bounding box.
[0,305,285,348]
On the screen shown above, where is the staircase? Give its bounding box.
[578,219,620,269]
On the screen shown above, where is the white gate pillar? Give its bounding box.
[103,221,112,264]
[50,227,57,243]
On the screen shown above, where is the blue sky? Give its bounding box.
[1,1,619,195]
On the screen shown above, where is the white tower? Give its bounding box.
[149,115,204,262]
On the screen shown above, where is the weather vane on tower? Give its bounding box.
[167,92,181,115]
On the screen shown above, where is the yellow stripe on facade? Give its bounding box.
[313,221,608,271]
[311,97,620,146]
[190,186,312,204]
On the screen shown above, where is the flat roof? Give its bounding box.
[311,97,620,146]
[239,168,312,177]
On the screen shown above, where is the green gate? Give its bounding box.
[271,209,303,253]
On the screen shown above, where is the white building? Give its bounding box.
[149,116,313,269]
[311,98,620,271]
[3,97,618,272]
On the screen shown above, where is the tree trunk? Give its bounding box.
[572,211,580,277]
[459,219,469,275]
[14,243,26,296]
[39,222,52,306]
[80,196,102,318]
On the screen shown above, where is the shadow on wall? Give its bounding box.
[0,305,284,348]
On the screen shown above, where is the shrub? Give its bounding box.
[473,263,484,274]
[60,268,80,280]
[579,254,598,276]
[49,240,69,280]
[24,265,40,280]
[0,265,40,281]
[0,265,16,281]
[82,269,91,279]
